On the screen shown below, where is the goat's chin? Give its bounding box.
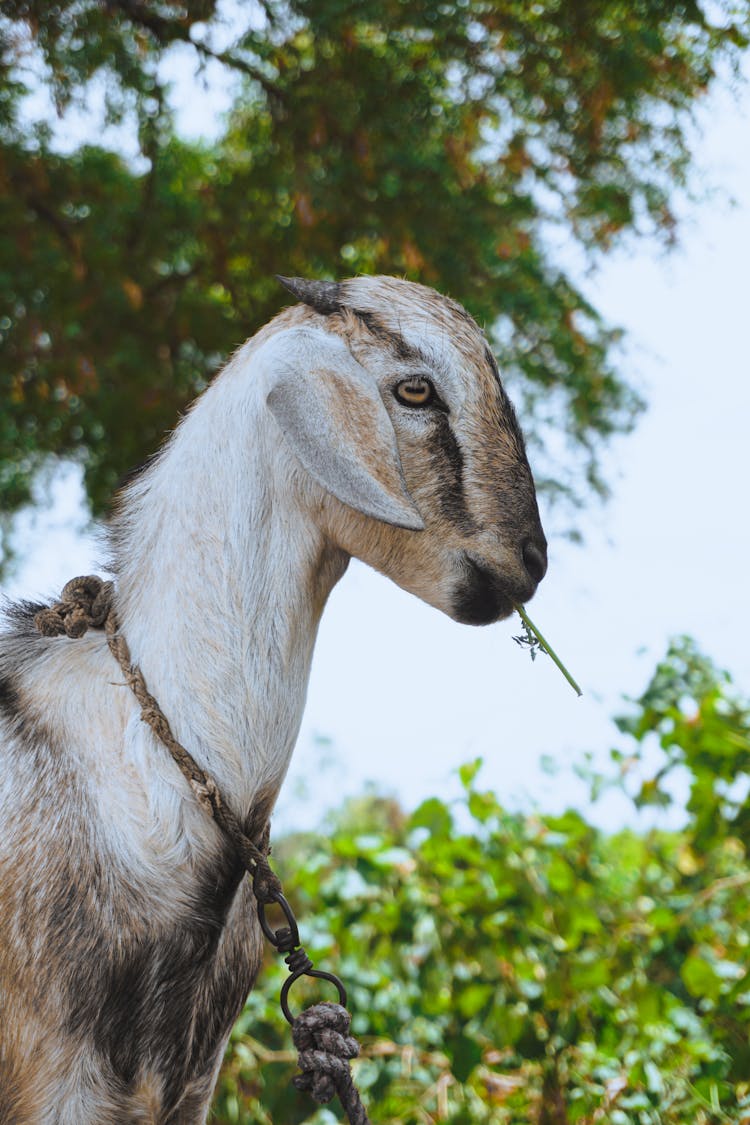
[450,555,522,626]
[451,590,515,627]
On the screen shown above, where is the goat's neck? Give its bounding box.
[112,350,348,827]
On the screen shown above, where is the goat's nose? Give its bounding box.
[522,538,548,586]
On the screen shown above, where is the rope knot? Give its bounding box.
[189,774,220,814]
[35,575,114,639]
[292,1003,369,1122]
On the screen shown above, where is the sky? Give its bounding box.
[4,37,750,835]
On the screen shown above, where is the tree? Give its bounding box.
[0,0,748,561]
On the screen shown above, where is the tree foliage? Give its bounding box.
[213,640,750,1124]
[1,1,749,554]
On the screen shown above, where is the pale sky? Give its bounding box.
[5,40,749,835]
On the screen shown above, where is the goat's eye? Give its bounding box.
[394,377,434,408]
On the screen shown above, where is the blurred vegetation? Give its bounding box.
[1,0,750,561]
[212,639,750,1124]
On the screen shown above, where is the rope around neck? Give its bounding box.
[36,576,280,899]
[35,575,372,1125]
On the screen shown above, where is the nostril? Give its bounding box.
[522,539,548,585]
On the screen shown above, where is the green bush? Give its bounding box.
[212,641,750,1124]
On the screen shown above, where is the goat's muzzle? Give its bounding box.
[452,545,545,626]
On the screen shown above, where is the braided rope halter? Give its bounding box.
[36,575,372,1125]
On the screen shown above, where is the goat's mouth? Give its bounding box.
[451,555,519,626]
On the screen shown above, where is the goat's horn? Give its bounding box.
[276,276,342,315]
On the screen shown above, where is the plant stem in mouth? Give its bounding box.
[514,604,583,698]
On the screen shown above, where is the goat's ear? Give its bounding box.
[263,328,425,531]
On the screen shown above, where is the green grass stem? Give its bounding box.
[514,604,583,698]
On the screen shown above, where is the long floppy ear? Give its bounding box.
[259,326,424,530]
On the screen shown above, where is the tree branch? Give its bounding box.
[108,0,285,102]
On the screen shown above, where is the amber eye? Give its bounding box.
[394,377,435,407]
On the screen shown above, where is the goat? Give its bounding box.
[0,275,547,1123]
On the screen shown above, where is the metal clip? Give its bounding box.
[257,890,300,952]
[256,888,348,1024]
[280,963,347,1025]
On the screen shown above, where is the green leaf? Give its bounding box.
[547,856,575,892]
[446,1032,483,1083]
[681,955,722,1002]
[457,982,494,1019]
[458,758,483,789]
[409,797,453,837]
